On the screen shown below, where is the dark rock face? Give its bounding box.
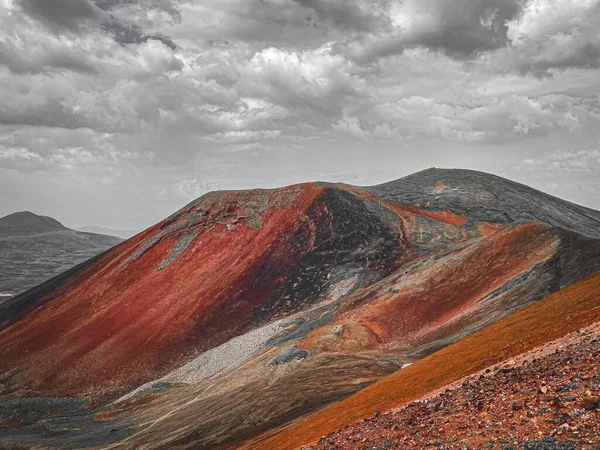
[253,187,409,323]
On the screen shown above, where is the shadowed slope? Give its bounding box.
[242,270,600,450]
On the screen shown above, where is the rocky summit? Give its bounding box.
[1,169,600,450]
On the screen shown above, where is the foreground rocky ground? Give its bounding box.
[307,322,600,450]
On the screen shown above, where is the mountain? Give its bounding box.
[366,168,600,238]
[0,211,124,296]
[75,225,140,240]
[0,169,600,449]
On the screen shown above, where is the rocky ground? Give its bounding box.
[307,322,600,450]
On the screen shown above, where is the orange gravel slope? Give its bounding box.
[240,269,600,450]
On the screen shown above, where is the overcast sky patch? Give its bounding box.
[1,0,600,228]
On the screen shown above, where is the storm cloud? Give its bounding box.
[19,0,106,31]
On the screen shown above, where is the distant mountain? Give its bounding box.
[76,225,140,240]
[0,211,65,233]
[1,170,600,449]
[0,211,123,296]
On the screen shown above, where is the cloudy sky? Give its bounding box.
[1,0,599,230]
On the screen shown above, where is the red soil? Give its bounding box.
[340,184,467,227]
[394,205,468,227]
[432,180,450,194]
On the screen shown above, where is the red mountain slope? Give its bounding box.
[0,184,412,402]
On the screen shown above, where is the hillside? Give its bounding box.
[244,269,600,450]
[0,211,123,296]
[0,170,599,449]
[0,211,65,233]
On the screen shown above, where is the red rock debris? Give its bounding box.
[307,323,600,450]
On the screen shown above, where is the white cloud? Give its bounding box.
[332,116,369,140]
[0,146,40,160]
[521,146,600,172]
[241,44,367,113]
[499,0,600,75]
[167,177,221,200]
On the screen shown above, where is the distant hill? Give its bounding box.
[0,211,123,296]
[0,211,65,233]
[76,225,140,240]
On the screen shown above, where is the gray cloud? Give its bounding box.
[521,146,600,172]
[292,0,389,31]
[522,42,600,76]
[92,0,182,24]
[19,0,178,50]
[504,2,600,76]
[0,42,98,74]
[103,20,177,49]
[350,0,524,63]
[19,0,106,31]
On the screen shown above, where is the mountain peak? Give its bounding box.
[365,168,600,238]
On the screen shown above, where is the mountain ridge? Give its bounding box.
[364,168,600,238]
[0,169,599,449]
